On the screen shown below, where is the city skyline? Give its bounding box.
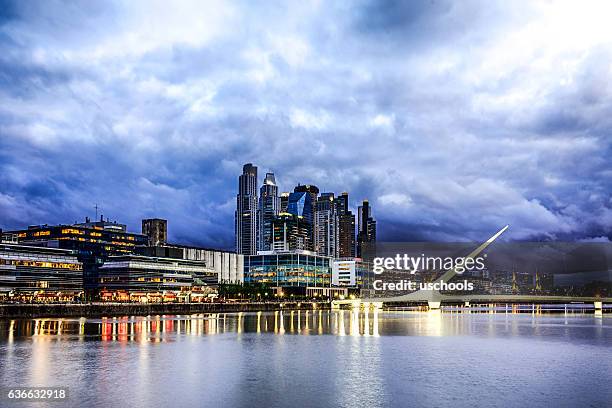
[1,1,612,249]
[235,162,372,257]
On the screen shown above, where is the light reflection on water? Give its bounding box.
[0,309,609,341]
[0,310,381,341]
[0,311,610,408]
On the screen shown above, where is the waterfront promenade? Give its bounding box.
[0,302,330,319]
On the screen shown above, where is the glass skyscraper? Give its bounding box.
[287,191,313,224]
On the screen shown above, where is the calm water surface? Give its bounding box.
[0,310,610,408]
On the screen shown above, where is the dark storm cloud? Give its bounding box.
[0,0,611,248]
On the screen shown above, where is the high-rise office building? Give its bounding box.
[142,218,167,246]
[337,192,349,214]
[315,193,338,257]
[287,191,314,225]
[235,163,258,255]
[293,184,318,244]
[357,199,376,258]
[259,172,280,252]
[337,192,356,258]
[271,213,313,252]
[294,184,319,208]
[279,192,290,213]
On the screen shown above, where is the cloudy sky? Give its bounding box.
[1,0,611,248]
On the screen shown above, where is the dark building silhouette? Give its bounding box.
[142,218,167,246]
[357,200,376,258]
[235,163,258,255]
[337,192,356,258]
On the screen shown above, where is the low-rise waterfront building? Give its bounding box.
[9,221,148,258]
[332,258,374,292]
[96,255,216,303]
[164,244,244,283]
[243,250,347,297]
[0,244,83,302]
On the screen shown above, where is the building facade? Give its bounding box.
[165,244,244,283]
[279,192,290,213]
[315,193,338,257]
[0,244,83,302]
[357,200,377,258]
[332,258,372,287]
[287,191,313,224]
[258,172,280,252]
[142,218,168,246]
[235,163,258,255]
[337,192,356,258]
[244,252,332,288]
[271,213,313,252]
[10,223,148,258]
[95,255,215,303]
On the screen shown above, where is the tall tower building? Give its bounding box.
[315,193,339,257]
[357,199,376,258]
[142,218,167,246]
[294,184,319,208]
[287,191,313,224]
[235,163,258,255]
[293,184,319,246]
[279,192,290,213]
[337,192,349,214]
[271,213,312,252]
[337,192,356,258]
[259,172,280,252]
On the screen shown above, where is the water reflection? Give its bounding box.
[0,310,609,408]
[0,309,609,343]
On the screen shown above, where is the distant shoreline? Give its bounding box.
[0,302,330,319]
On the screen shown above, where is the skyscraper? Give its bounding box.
[287,191,314,225]
[279,192,290,213]
[315,193,338,257]
[235,163,258,255]
[142,218,167,246]
[293,184,318,246]
[357,199,376,258]
[337,192,356,258]
[259,172,280,252]
[271,213,313,252]
[294,184,319,208]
